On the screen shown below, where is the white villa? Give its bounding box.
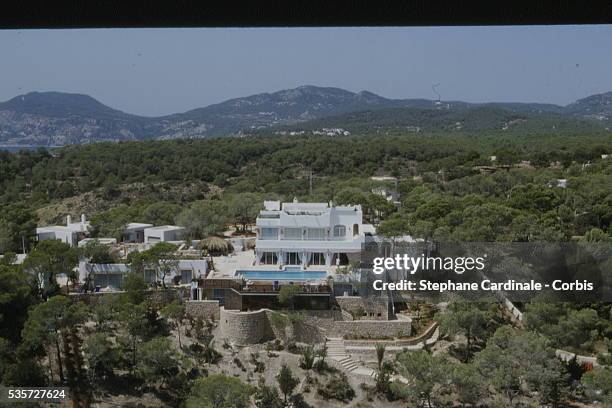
[144,225,185,243]
[36,214,91,247]
[254,199,374,268]
[123,223,154,243]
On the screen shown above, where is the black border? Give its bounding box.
[2,1,612,29]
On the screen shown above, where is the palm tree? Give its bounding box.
[318,340,328,368]
[375,343,386,371]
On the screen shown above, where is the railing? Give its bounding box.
[239,284,332,294]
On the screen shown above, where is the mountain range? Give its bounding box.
[0,86,611,146]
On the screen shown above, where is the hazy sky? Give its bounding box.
[1,26,611,117]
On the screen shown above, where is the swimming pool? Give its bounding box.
[235,270,327,281]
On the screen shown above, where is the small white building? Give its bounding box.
[80,263,130,289]
[0,253,27,265]
[372,187,400,206]
[547,178,568,189]
[144,225,185,243]
[123,223,154,243]
[36,214,91,247]
[254,199,373,268]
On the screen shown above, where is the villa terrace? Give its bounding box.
[197,277,332,311]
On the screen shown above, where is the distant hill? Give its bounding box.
[0,92,154,145]
[0,86,610,146]
[565,91,612,122]
[273,105,606,134]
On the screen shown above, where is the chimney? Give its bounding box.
[81,214,86,226]
[66,215,72,226]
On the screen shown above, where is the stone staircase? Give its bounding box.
[326,337,376,377]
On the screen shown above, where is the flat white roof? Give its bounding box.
[37,225,71,233]
[90,263,130,274]
[37,222,90,233]
[125,223,154,230]
[145,225,185,231]
[370,176,397,181]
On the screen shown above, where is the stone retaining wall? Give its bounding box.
[343,321,437,347]
[333,319,412,339]
[218,307,414,345]
[186,300,220,321]
[291,310,344,343]
[336,296,389,320]
[219,307,274,345]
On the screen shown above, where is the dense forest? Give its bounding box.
[1,130,611,253]
[1,130,611,406]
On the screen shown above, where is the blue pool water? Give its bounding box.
[236,270,327,281]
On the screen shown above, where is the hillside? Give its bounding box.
[273,105,607,134]
[565,91,612,122]
[0,92,156,145]
[0,86,611,146]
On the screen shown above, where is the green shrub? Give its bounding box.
[317,373,355,402]
[300,345,315,370]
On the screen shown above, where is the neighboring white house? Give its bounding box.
[144,225,185,243]
[254,199,373,268]
[36,214,91,247]
[548,178,568,189]
[0,253,27,265]
[370,176,397,183]
[372,187,401,206]
[79,258,208,289]
[123,223,154,243]
[80,263,130,289]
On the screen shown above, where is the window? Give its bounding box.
[261,252,278,265]
[260,227,279,240]
[333,225,346,237]
[286,252,300,265]
[306,228,325,240]
[108,275,123,289]
[332,253,349,266]
[93,274,107,288]
[311,252,325,265]
[283,228,302,240]
[144,269,157,283]
[212,289,225,303]
[181,269,192,283]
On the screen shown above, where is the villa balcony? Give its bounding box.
[238,281,332,294]
[255,238,364,252]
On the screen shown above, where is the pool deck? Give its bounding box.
[207,249,338,279]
